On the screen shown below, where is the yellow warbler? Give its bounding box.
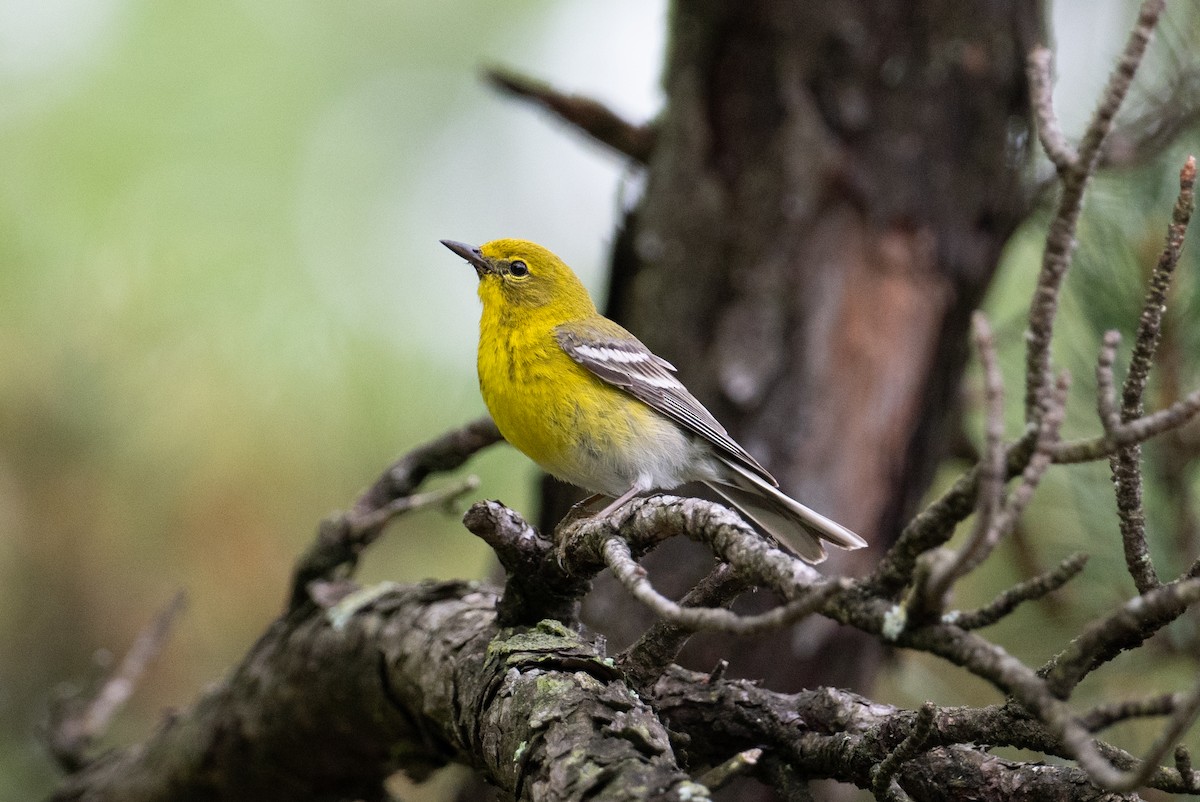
[442,238,866,563]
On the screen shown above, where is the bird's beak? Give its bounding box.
[440,239,491,277]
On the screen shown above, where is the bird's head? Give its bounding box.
[441,238,597,318]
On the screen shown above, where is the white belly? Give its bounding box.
[553,417,721,498]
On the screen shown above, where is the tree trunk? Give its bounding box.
[539,0,1038,696]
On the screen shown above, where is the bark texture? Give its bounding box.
[45,580,1153,802]
[551,0,1038,694]
[48,583,704,802]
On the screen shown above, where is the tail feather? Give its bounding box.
[707,459,868,564]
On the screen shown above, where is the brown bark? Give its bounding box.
[537,0,1039,696]
[44,578,1152,802]
[46,583,699,802]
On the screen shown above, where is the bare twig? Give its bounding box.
[697,748,763,792]
[819,576,1200,794]
[1097,330,1124,434]
[975,312,1009,547]
[871,701,937,801]
[1027,46,1078,171]
[950,552,1089,631]
[617,563,748,689]
[352,416,501,517]
[914,315,1008,614]
[991,373,1069,537]
[602,538,844,634]
[1110,155,1196,594]
[656,664,1151,798]
[348,476,479,537]
[288,417,502,612]
[557,495,824,597]
[1081,693,1180,733]
[1052,383,1200,463]
[1067,674,1200,792]
[47,591,187,771]
[1023,0,1166,418]
[486,68,656,163]
[865,428,1039,600]
[1121,158,1195,412]
[913,368,1066,620]
[1041,576,1200,698]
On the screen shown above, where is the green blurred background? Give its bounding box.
[2,1,1198,798]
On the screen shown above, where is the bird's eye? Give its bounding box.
[509,260,529,277]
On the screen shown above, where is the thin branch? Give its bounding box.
[871,702,937,801]
[352,416,501,517]
[1121,155,1196,410]
[913,369,1067,619]
[348,477,479,537]
[913,315,1008,615]
[1076,0,1166,166]
[1097,330,1124,434]
[819,582,1200,794]
[975,311,1009,548]
[864,429,1039,599]
[1067,674,1200,792]
[617,563,748,689]
[602,538,844,634]
[989,373,1069,538]
[47,591,187,771]
[1027,46,1078,171]
[557,494,824,598]
[1111,155,1196,594]
[469,494,829,630]
[950,552,1089,631]
[486,67,656,163]
[958,619,1200,793]
[1023,0,1166,419]
[1081,693,1181,733]
[288,417,502,612]
[1052,383,1200,463]
[655,666,1144,799]
[1041,576,1200,699]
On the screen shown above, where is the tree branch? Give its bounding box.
[616,563,748,690]
[49,582,708,802]
[950,552,1089,631]
[650,667,1141,801]
[1023,0,1166,418]
[486,68,656,163]
[1027,46,1079,171]
[46,591,187,772]
[288,416,501,612]
[1110,154,1196,593]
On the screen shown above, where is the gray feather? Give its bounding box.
[555,320,867,563]
[555,324,775,484]
[709,458,868,561]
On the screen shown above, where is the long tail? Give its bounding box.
[706,459,867,564]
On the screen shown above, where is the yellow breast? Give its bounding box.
[476,305,659,491]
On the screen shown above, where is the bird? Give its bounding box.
[441,237,867,563]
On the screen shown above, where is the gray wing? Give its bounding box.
[555,322,777,486]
